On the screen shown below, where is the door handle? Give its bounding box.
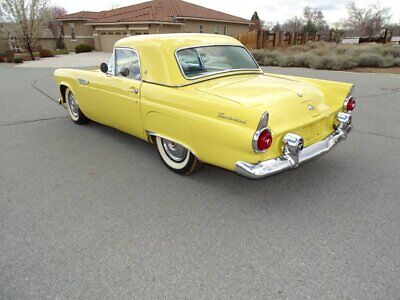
[128,87,139,94]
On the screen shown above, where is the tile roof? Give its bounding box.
[60,0,250,24]
[58,11,107,20]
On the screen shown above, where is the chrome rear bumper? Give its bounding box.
[236,112,352,179]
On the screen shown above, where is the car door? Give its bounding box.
[83,48,144,138]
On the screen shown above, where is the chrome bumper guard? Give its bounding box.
[236,112,352,179]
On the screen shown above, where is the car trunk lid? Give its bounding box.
[195,73,338,146]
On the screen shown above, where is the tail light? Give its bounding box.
[344,96,356,112]
[253,112,273,153]
[257,129,273,151]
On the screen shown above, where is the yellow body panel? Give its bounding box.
[54,34,353,172]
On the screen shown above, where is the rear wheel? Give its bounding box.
[154,136,203,175]
[65,88,89,124]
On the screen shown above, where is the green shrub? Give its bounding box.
[309,56,334,70]
[251,43,400,70]
[263,51,281,66]
[15,53,35,61]
[331,55,357,70]
[292,52,313,67]
[304,41,321,50]
[251,49,267,63]
[54,49,69,55]
[4,50,14,62]
[277,55,296,67]
[250,49,282,66]
[39,48,54,58]
[335,45,348,55]
[75,44,93,54]
[380,44,400,58]
[357,53,385,67]
[14,57,23,64]
[288,45,306,53]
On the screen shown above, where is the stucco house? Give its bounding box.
[0,25,56,53]
[58,0,251,52]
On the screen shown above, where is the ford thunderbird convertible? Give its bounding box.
[54,34,355,179]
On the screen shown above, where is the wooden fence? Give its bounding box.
[235,28,397,49]
[234,30,336,49]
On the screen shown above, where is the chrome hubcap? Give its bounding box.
[67,92,79,117]
[162,139,188,162]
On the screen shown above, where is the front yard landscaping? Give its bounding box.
[251,42,400,72]
[0,49,71,64]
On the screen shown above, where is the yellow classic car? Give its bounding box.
[54,33,356,179]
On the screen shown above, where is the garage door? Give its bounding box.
[99,32,125,52]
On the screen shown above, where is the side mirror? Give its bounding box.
[120,67,130,77]
[100,63,108,73]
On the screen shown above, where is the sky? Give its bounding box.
[51,0,400,26]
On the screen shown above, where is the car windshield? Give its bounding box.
[176,45,260,79]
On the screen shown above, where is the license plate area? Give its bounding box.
[296,121,326,146]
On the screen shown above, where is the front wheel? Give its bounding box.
[65,88,89,125]
[154,136,203,175]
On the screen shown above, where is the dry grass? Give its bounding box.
[251,42,400,71]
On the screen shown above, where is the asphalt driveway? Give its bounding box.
[1,63,400,299]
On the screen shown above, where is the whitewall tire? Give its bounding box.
[155,136,203,175]
[65,88,89,125]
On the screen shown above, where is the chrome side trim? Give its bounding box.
[77,78,89,85]
[236,113,352,179]
[256,111,269,132]
[343,86,355,112]
[145,130,198,157]
[252,111,270,153]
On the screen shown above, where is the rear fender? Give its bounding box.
[144,112,197,156]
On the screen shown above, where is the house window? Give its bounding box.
[199,25,203,33]
[224,26,228,35]
[9,36,21,52]
[69,23,76,41]
[214,26,219,34]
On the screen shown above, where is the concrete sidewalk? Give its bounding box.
[15,52,112,68]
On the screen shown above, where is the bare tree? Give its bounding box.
[272,22,282,32]
[342,2,391,36]
[109,2,120,10]
[388,22,400,35]
[262,21,274,31]
[303,6,328,31]
[49,6,66,49]
[0,0,51,60]
[282,16,303,32]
